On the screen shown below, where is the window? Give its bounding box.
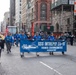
[20,0,21,2]
[20,11,21,14]
[40,3,47,20]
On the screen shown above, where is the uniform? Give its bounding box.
[5,35,12,53]
[48,36,55,41]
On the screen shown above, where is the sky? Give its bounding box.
[0,0,10,22]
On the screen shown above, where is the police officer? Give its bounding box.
[5,32,12,54]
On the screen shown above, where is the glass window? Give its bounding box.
[40,3,47,20]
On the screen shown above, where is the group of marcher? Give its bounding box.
[0,30,75,63]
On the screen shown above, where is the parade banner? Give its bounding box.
[20,40,67,52]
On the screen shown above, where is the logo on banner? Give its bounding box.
[22,44,38,50]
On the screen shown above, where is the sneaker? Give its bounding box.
[9,50,11,52]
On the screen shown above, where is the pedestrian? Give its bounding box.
[5,32,12,54]
[70,34,75,46]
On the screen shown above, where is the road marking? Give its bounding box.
[40,61,63,75]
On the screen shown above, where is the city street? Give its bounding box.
[0,45,76,75]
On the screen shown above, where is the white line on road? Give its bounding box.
[40,61,63,75]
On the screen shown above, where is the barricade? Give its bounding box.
[20,40,67,57]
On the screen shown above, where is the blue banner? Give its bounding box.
[20,40,67,52]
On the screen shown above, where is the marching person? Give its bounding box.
[43,32,48,40]
[59,33,66,41]
[20,30,27,40]
[20,30,27,57]
[33,32,42,56]
[15,32,20,47]
[33,32,42,40]
[48,32,55,41]
[48,32,55,55]
[27,32,32,40]
[5,32,12,54]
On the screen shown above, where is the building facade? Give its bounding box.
[2,12,10,32]
[10,0,15,26]
[21,0,27,31]
[25,0,35,32]
[21,0,52,32]
[15,0,22,32]
[51,0,74,33]
[34,0,52,32]
[21,0,36,32]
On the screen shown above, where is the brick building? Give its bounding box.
[21,0,52,32]
[34,0,52,32]
[51,0,74,33]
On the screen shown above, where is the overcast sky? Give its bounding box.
[0,0,10,22]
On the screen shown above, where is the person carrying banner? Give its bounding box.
[33,32,42,40]
[20,30,27,57]
[48,32,55,55]
[33,32,42,56]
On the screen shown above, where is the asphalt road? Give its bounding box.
[0,45,76,75]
